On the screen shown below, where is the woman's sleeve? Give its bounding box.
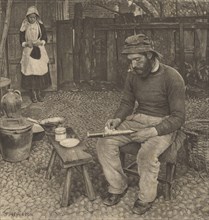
[20,31,26,47]
[40,23,48,44]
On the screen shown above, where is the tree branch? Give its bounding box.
[196,0,205,15]
[192,0,199,16]
[133,0,159,17]
[92,3,122,15]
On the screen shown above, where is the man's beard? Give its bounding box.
[133,59,153,78]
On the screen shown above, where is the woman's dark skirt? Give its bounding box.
[21,71,52,90]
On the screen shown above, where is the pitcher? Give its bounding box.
[1,89,23,118]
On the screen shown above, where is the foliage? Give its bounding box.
[83,0,209,17]
[83,0,159,17]
[185,61,209,86]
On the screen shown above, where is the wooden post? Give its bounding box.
[107,27,117,82]
[194,19,208,65]
[0,0,3,76]
[80,17,93,81]
[194,18,208,88]
[0,0,2,32]
[179,22,186,83]
[0,0,13,76]
[159,1,163,17]
[175,0,178,16]
[73,3,83,82]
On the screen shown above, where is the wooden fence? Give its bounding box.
[2,2,209,89]
[56,5,209,87]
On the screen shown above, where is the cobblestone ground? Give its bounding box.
[0,86,209,220]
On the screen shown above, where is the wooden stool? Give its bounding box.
[45,127,96,207]
[120,130,186,200]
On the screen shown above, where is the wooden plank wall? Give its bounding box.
[4,0,209,88]
[56,20,73,85]
[79,19,178,84]
[80,17,93,81]
[75,17,209,85]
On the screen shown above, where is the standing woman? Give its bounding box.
[20,6,51,103]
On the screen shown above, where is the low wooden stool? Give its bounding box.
[120,130,186,200]
[45,127,96,207]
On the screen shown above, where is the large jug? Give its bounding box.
[1,89,23,118]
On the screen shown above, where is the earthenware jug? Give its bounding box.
[1,89,22,118]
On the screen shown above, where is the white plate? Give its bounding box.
[60,138,80,148]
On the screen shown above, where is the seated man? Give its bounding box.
[96,34,185,215]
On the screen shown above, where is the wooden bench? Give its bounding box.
[120,130,187,200]
[45,127,96,207]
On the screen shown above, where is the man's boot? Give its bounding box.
[36,90,44,102]
[31,90,38,103]
[132,199,153,215]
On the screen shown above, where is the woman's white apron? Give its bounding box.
[20,22,49,76]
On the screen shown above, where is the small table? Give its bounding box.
[45,127,96,207]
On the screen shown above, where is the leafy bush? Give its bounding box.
[185,61,209,86]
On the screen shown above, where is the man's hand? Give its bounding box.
[105,118,121,130]
[130,127,158,143]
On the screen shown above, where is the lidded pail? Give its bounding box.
[0,118,33,162]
